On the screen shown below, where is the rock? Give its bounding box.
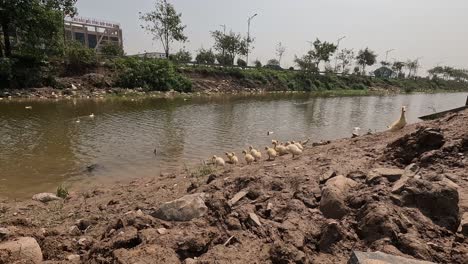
[75,219,93,231]
[347,171,367,181]
[110,227,140,249]
[319,221,343,253]
[151,193,208,221]
[458,212,468,236]
[248,213,262,227]
[397,233,431,260]
[270,242,306,264]
[358,202,406,242]
[404,163,420,177]
[157,228,167,235]
[385,127,445,165]
[69,225,82,236]
[113,244,180,264]
[184,258,197,264]
[319,170,337,184]
[398,178,459,231]
[0,228,10,241]
[367,168,404,183]
[32,192,61,203]
[348,250,435,264]
[66,254,80,262]
[225,217,242,230]
[0,237,43,263]
[228,190,248,206]
[319,175,358,219]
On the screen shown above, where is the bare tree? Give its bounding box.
[276,42,286,66]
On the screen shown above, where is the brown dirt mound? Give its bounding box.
[0,110,467,264]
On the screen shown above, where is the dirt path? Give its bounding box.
[1,110,467,264]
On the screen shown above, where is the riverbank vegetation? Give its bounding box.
[1,0,468,95]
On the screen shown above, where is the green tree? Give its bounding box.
[336,48,354,73]
[195,48,215,64]
[356,48,377,74]
[170,48,192,63]
[211,30,247,66]
[140,0,187,59]
[405,59,420,78]
[310,39,337,69]
[0,0,77,58]
[294,52,317,73]
[392,61,405,78]
[267,58,280,66]
[253,59,262,68]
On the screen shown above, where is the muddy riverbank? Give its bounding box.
[0,110,467,263]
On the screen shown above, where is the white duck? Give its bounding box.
[388,106,407,132]
[212,155,225,167]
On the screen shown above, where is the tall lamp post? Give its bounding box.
[385,49,395,62]
[246,13,258,66]
[334,36,346,72]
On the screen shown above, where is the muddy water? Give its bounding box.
[0,92,466,198]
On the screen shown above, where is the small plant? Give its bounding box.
[56,185,69,199]
[191,164,215,178]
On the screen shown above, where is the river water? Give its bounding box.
[0,92,466,198]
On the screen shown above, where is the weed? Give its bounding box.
[56,185,69,199]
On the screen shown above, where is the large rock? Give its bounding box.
[397,178,459,231]
[319,221,343,253]
[0,237,43,263]
[151,193,208,221]
[367,168,404,183]
[319,175,358,219]
[348,251,435,264]
[357,202,407,242]
[32,192,61,203]
[385,128,445,165]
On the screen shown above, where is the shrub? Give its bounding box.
[64,41,97,74]
[0,55,51,89]
[115,57,192,92]
[56,185,69,199]
[254,60,262,68]
[237,58,247,67]
[170,49,192,63]
[101,43,124,57]
[0,58,13,88]
[195,49,216,64]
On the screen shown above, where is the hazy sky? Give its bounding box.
[76,0,467,74]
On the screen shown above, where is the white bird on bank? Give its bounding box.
[267,131,274,136]
[265,146,277,161]
[388,106,407,132]
[212,155,225,167]
[285,142,302,159]
[242,150,255,165]
[89,113,95,118]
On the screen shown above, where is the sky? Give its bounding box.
[76,0,468,75]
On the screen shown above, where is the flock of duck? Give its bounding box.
[211,138,311,167]
[210,105,408,167]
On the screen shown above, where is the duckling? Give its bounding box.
[291,141,304,151]
[242,150,255,165]
[352,127,361,138]
[265,146,277,161]
[212,155,225,167]
[89,113,95,118]
[25,106,32,110]
[249,146,262,161]
[285,142,302,159]
[388,106,407,132]
[272,140,289,156]
[225,152,239,165]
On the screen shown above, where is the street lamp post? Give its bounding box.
[385,49,395,62]
[246,13,257,66]
[334,36,346,72]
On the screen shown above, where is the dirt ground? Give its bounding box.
[0,110,467,264]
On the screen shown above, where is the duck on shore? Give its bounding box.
[249,146,262,161]
[388,106,407,132]
[242,150,255,165]
[265,146,277,161]
[212,155,225,167]
[225,152,239,165]
[285,142,302,159]
[272,140,289,156]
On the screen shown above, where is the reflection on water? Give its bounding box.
[0,92,466,198]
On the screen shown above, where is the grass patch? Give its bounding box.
[190,164,216,178]
[56,184,69,199]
